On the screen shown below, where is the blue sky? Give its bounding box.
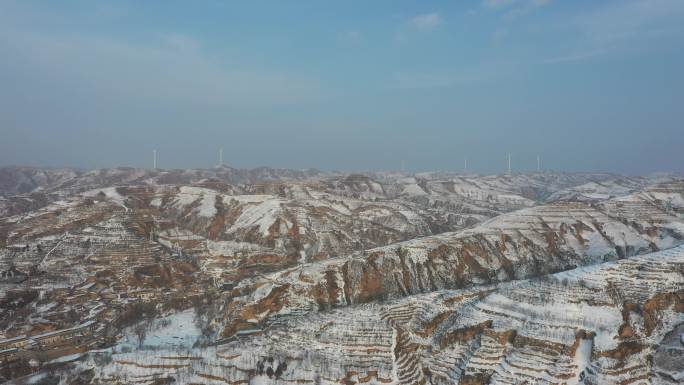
[1,0,683,174]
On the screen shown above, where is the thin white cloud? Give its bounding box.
[484,0,517,9]
[92,3,128,20]
[578,0,684,45]
[394,68,499,89]
[484,0,551,10]
[0,5,320,109]
[532,0,553,7]
[338,30,363,44]
[482,0,553,23]
[545,0,684,64]
[409,13,442,31]
[543,49,610,64]
[165,33,201,53]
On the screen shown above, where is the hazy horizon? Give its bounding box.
[1,0,683,174]
[3,162,683,178]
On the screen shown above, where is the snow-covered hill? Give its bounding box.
[0,169,682,384]
[72,243,684,385]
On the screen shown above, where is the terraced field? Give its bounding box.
[76,243,684,385]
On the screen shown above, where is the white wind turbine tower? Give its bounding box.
[153,149,157,170]
[537,155,541,172]
[463,157,468,173]
[507,153,512,175]
[218,148,224,167]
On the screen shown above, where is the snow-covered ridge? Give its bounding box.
[228,186,684,329]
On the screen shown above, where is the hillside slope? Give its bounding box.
[75,242,684,385]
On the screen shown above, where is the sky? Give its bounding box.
[0,0,683,174]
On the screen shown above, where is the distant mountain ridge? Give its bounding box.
[1,165,679,198]
[0,165,333,197]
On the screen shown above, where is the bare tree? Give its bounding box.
[134,323,148,348]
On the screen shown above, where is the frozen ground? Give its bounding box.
[118,310,202,351]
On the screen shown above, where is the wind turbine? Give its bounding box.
[507,153,512,175]
[537,155,541,172]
